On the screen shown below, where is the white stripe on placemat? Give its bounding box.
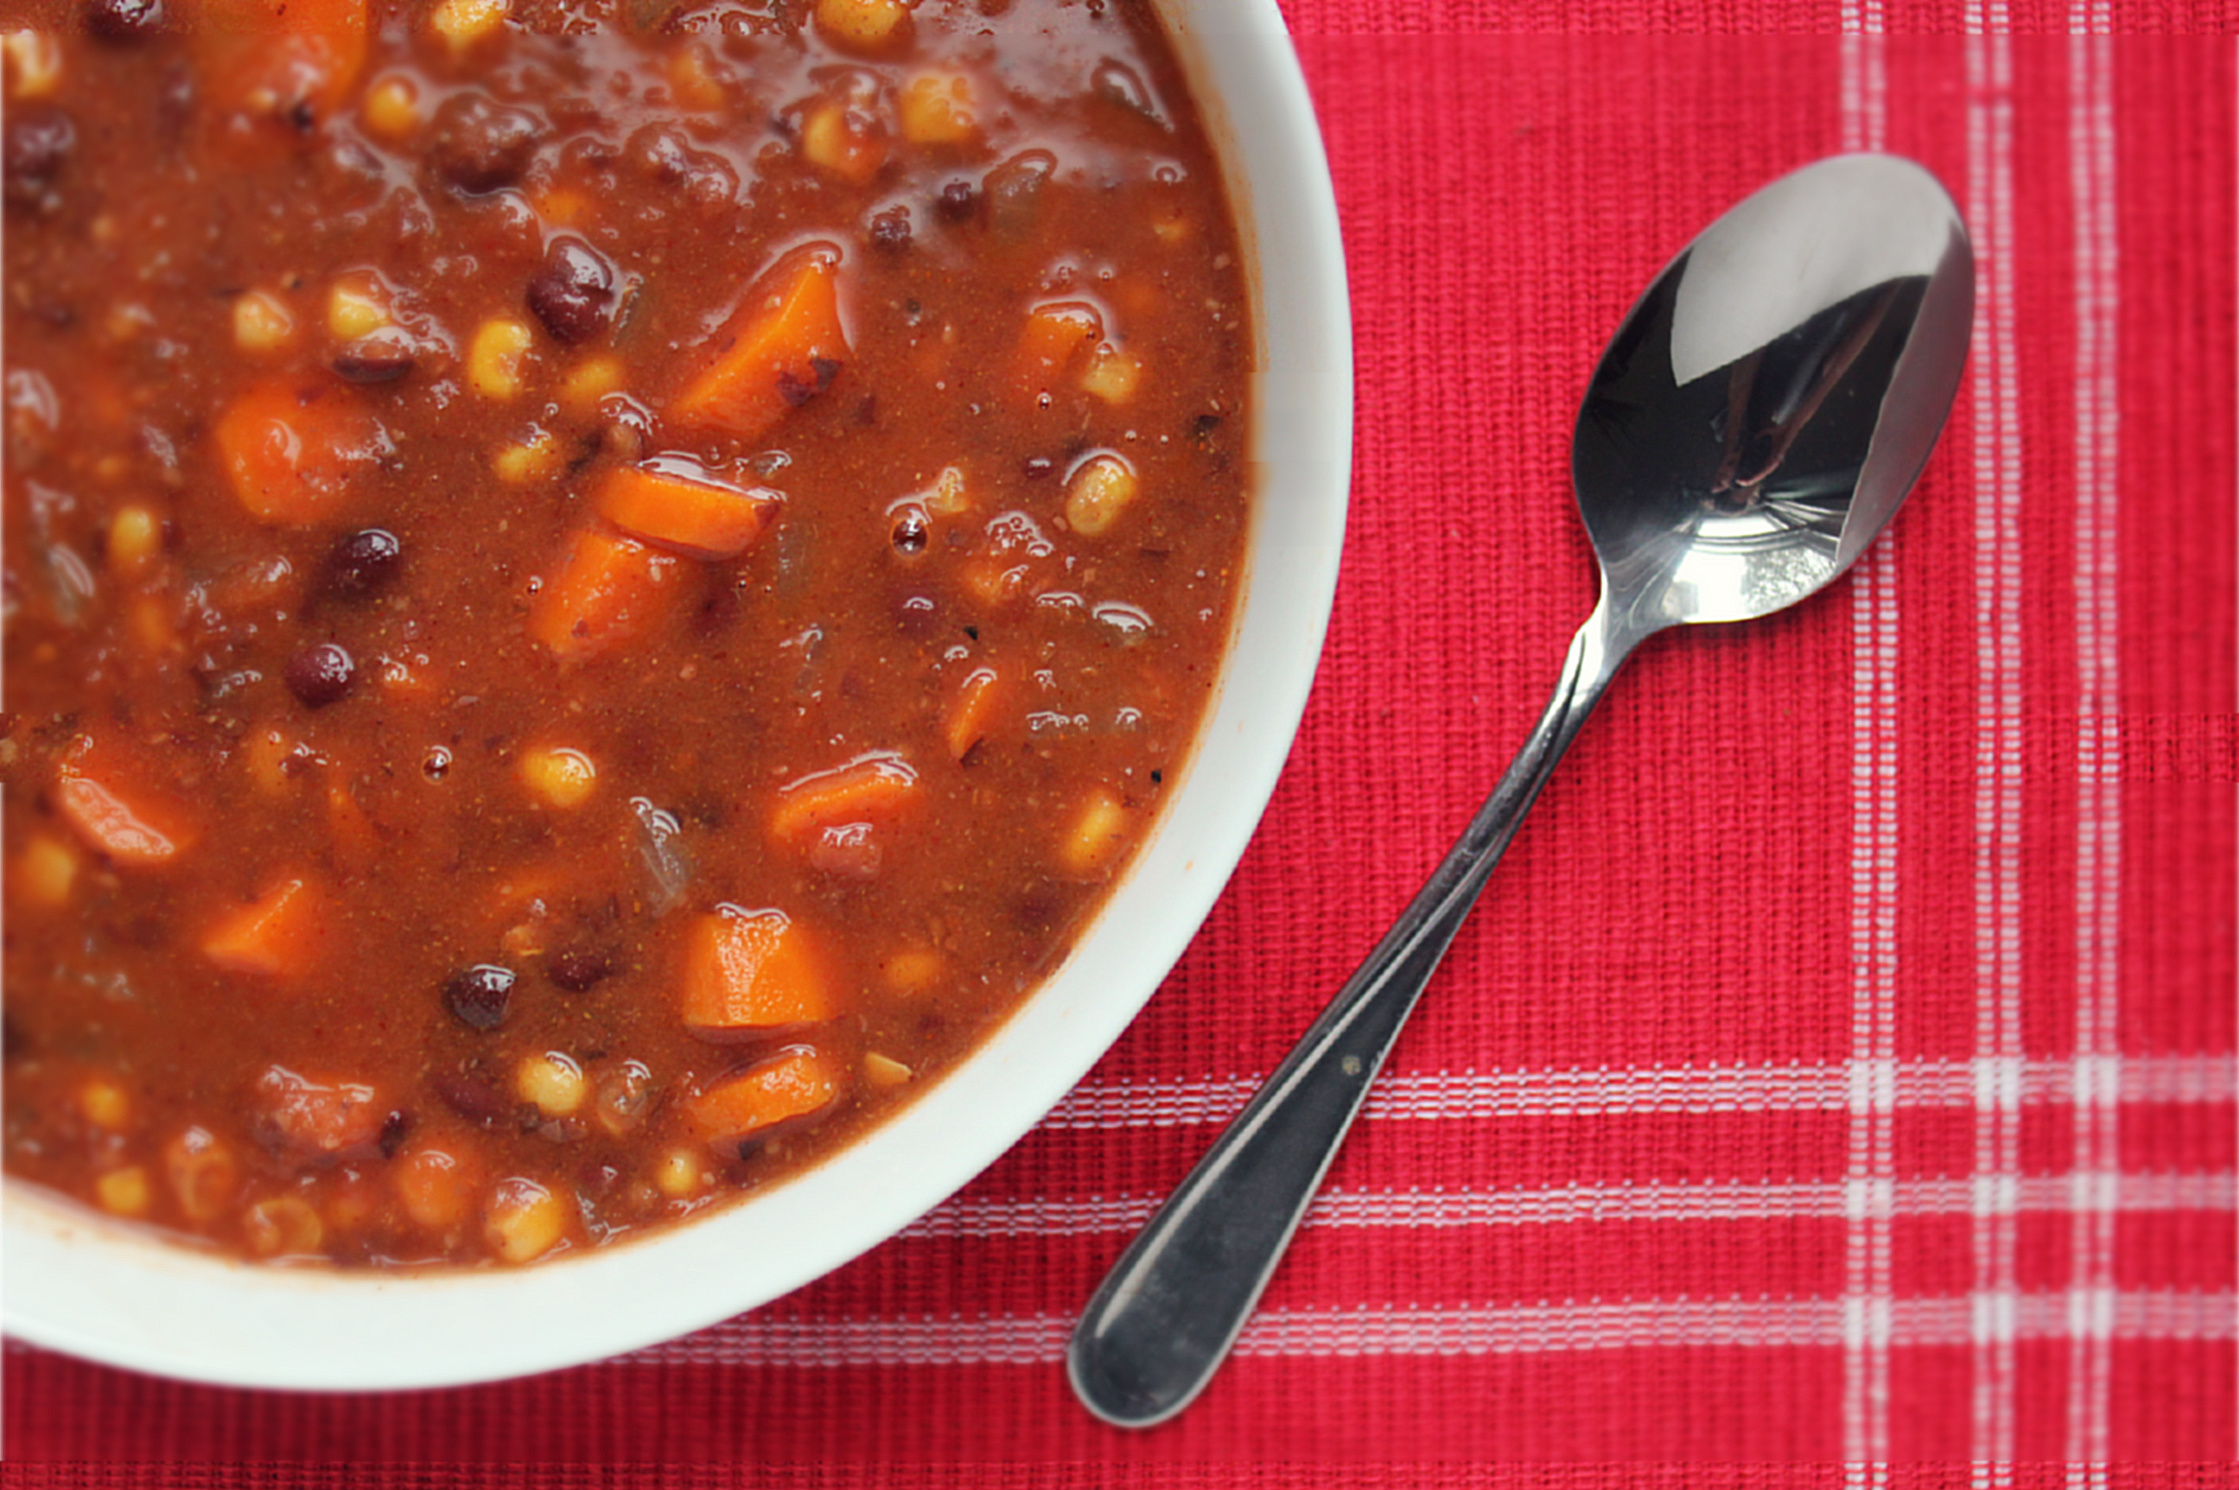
[631,1290,2239,1368]
[2065,22,2122,1475]
[898,1173,2234,1238]
[1965,18,2024,1472]
[1039,1054,2234,1128]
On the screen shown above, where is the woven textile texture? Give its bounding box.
[5,3,2232,1479]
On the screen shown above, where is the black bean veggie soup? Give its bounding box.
[1,0,1250,1266]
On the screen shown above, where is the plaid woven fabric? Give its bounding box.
[5,5,2231,1478]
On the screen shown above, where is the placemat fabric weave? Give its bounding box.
[6,3,2233,1477]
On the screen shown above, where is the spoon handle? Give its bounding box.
[1067,597,1641,1428]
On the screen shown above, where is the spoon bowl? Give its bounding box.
[1580,153,1974,632]
[1068,152,1975,1429]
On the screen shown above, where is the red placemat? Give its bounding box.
[6,4,2233,1479]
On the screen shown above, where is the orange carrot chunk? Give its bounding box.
[213,380,383,526]
[1014,301,1102,396]
[53,746,195,867]
[526,526,687,661]
[202,876,331,977]
[668,244,849,441]
[681,905,835,1036]
[768,753,921,841]
[683,1044,842,1146]
[943,666,1005,761]
[596,461,781,561]
[195,0,370,130]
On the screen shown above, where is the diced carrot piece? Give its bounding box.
[943,666,1005,761]
[526,526,688,661]
[596,461,780,560]
[799,100,888,185]
[54,745,195,866]
[213,380,383,526]
[682,1044,842,1146]
[252,1064,384,1161]
[680,905,834,1036]
[202,876,331,977]
[1015,301,1102,396]
[668,244,850,440]
[769,753,920,841]
[195,0,370,129]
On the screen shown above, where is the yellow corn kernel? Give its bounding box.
[863,1051,913,1088]
[95,1166,151,1217]
[814,0,910,52]
[233,290,297,354]
[492,429,560,484]
[78,1075,132,1132]
[881,946,943,995]
[518,745,597,808]
[1064,454,1138,537]
[560,354,624,413]
[1059,785,1129,875]
[107,505,162,581]
[3,32,62,101]
[515,1051,587,1118]
[16,833,79,908]
[243,729,299,796]
[1079,343,1144,405]
[485,1177,568,1263]
[395,1146,472,1230]
[327,277,390,340]
[164,1127,241,1221]
[429,0,509,51]
[898,72,978,145]
[361,74,420,141]
[129,593,176,653]
[921,465,969,516]
[243,1195,325,1257]
[655,1147,709,1198]
[800,102,886,185]
[537,186,589,226]
[468,318,534,400]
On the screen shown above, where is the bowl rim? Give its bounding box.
[1,0,1353,1391]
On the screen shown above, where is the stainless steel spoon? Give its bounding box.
[1067,152,1975,1428]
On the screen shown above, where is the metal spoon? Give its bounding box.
[1067,152,1975,1428]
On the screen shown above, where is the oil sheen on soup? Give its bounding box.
[0,0,1251,1266]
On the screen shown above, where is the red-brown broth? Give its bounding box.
[1,0,1250,1266]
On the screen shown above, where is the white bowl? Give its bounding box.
[2,0,1352,1390]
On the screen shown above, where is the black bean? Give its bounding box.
[84,0,163,41]
[377,1109,411,1159]
[324,528,401,597]
[890,505,929,554]
[868,205,911,251]
[429,93,543,194]
[546,948,613,993]
[3,109,75,207]
[934,178,978,221]
[330,344,416,384]
[525,236,616,344]
[430,1067,511,1125]
[283,642,355,708]
[444,965,515,1031]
